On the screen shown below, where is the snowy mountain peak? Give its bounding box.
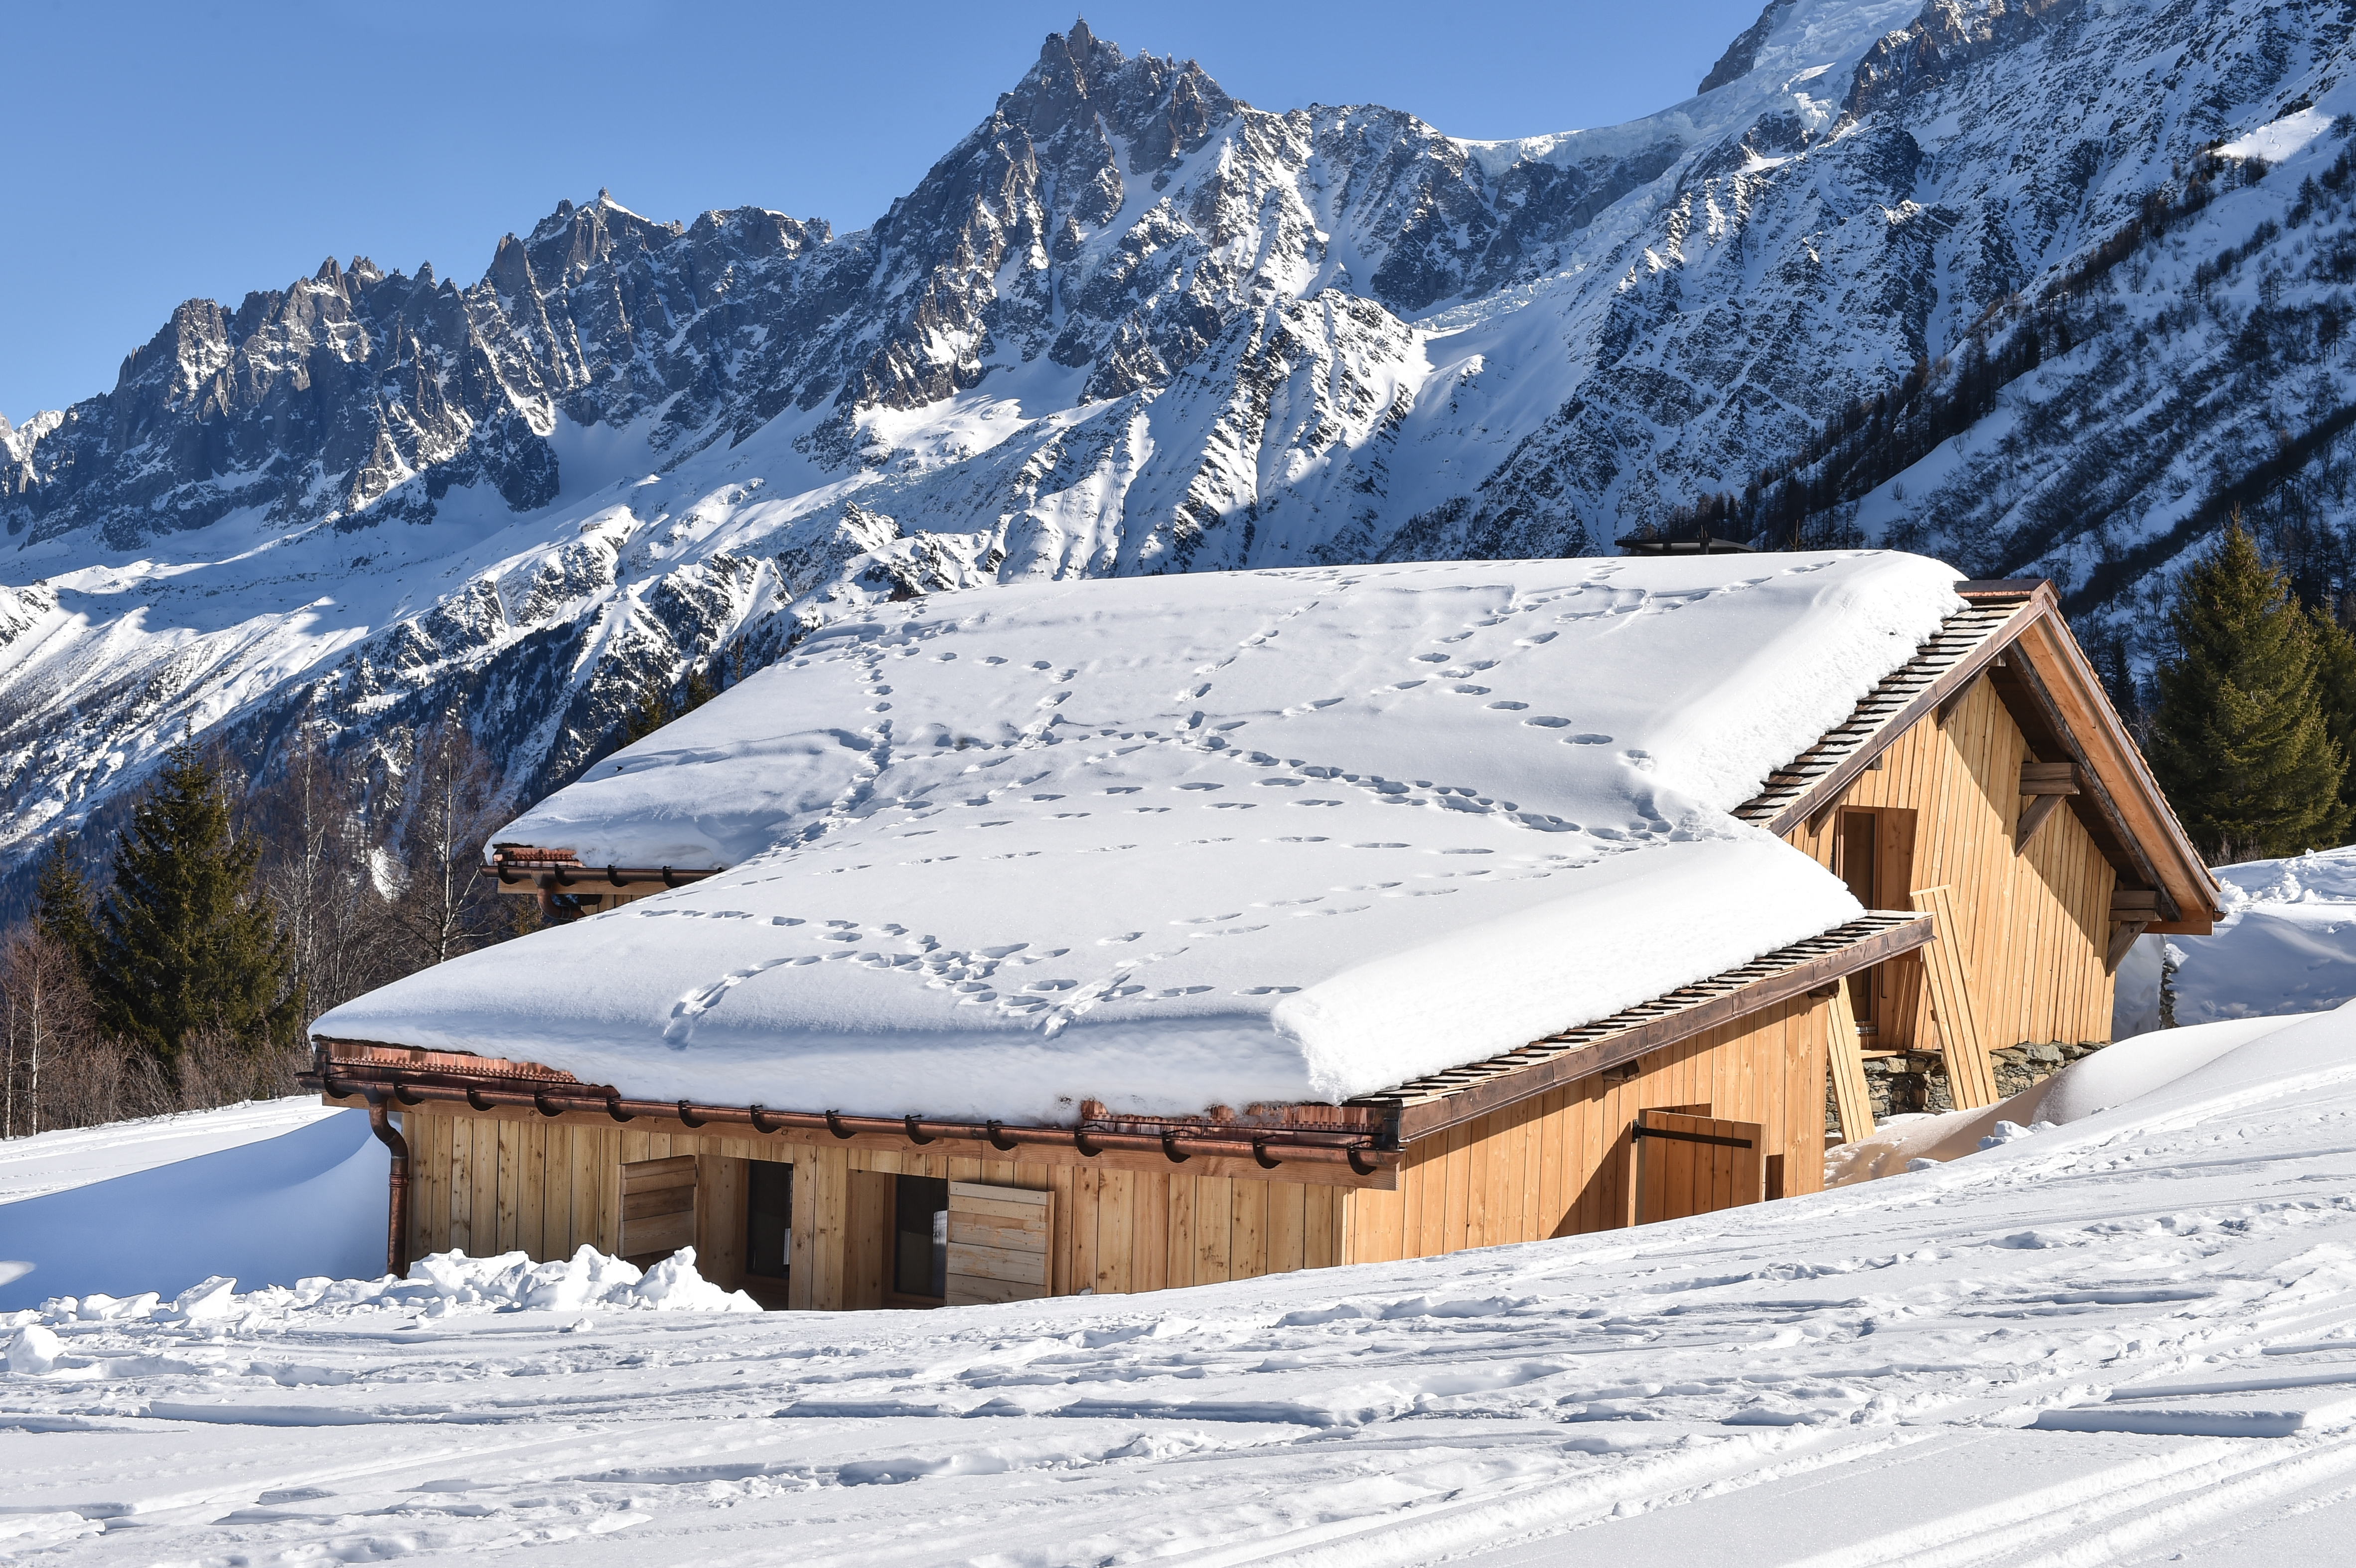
[3,0,2351,887]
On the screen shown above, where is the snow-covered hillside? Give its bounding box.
[2,0,2349,866]
[2131,846,2356,1025]
[12,1005,2356,1562]
[0,1102,386,1311]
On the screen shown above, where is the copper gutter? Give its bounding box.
[304,1065,1392,1174]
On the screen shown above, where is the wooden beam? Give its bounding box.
[2105,920,2150,975]
[2111,890,2163,921]
[317,1094,1394,1190]
[2016,760,2082,853]
[1910,885,2003,1110]
[1934,675,1979,729]
[2020,761,2082,795]
[2014,791,2067,855]
[1826,977,1876,1146]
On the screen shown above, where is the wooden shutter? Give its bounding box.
[620,1154,697,1262]
[1634,1110,1764,1225]
[944,1181,1051,1306]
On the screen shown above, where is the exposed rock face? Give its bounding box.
[2,0,2350,864]
[1700,0,1800,95]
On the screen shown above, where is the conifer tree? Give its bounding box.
[2309,597,2356,828]
[619,675,678,745]
[87,740,303,1069]
[2149,519,2350,859]
[32,835,100,966]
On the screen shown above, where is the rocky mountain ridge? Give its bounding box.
[1,0,2350,870]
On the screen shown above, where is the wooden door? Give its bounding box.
[1633,1110,1764,1225]
[1834,807,1919,1040]
[944,1181,1053,1306]
[619,1154,697,1264]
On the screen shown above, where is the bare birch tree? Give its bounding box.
[391,713,507,969]
[0,926,94,1137]
[251,726,403,1021]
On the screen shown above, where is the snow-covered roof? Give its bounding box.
[314,554,1965,1122]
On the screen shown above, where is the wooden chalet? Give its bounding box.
[309,576,2216,1310]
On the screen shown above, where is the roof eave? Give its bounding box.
[1991,585,2220,933]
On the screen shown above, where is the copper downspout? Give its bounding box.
[363,1096,411,1278]
[311,1071,1392,1172]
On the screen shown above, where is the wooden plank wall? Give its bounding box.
[1783,675,2119,1050]
[1337,993,1827,1264]
[397,1109,1340,1306]
[1055,1165,1344,1294]
[403,1110,623,1267]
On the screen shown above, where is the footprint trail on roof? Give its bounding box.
[315,554,1962,1122]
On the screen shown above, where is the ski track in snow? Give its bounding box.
[12,1024,2356,1562]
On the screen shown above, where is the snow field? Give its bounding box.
[9,1001,2356,1562]
[318,553,1961,1122]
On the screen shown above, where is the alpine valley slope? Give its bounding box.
[1,0,2349,866]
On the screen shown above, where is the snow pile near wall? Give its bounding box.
[317,554,1961,1120]
[0,1108,387,1312]
[2,1245,755,1351]
[2137,848,2356,1026]
[1824,1010,2327,1184]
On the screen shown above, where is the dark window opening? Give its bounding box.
[744,1161,792,1281]
[1833,806,1920,1041]
[894,1175,948,1299]
[1836,810,1879,1029]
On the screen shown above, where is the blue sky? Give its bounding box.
[0,0,1767,423]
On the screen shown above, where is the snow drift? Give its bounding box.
[315,552,1961,1120]
[0,1107,387,1312]
[1,1245,755,1352]
[0,1097,343,1205]
[1824,1008,2346,1185]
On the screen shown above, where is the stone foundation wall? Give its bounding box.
[1824,1040,2112,1140]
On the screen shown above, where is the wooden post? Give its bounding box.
[1910,885,2003,1109]
[1826,980,1876,1145]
